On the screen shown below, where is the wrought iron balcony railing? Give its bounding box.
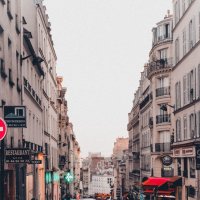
[147,58,173,78]
[156,114,171,124]
[139,93,152,110]
[155,142,171,152]
[156,86,170,97]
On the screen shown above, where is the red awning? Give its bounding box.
[142,177,170,187]
[144,189,174,195]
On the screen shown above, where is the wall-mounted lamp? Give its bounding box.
[160,104,175,112]
[20,55,44,66]
[0,100,6,108]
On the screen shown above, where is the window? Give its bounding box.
[189,70,194,102]
[175,81,181,109]
[175,38,179,64]
[159,49,167,60]
[177,158,181,176]
[189,20,193,49]
[199,12,200,40]
[198,111,200,138]
[183,75,187,105]
[174,1,180,25]
[183,158,188,177]
[176,118,181,141]
[183,116,187,140]
[190,113,195,138]
[159,131,170,151]
[182,0,186,14]
[165,24,169,39]
[189,18,196,50]
[187,70,195,103]
[198,65,200,98]
[189,158,195,178]
[183,29,186,56]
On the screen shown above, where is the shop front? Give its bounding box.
[142,176,182,199]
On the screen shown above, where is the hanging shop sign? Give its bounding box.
[162,155,173,166]
[4,106,26,127]
[196,144,200,170]
[5,148,30,163]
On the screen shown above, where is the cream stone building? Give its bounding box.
[148,11,174,178]
[127,87,140,192]
[139,66,152,180]
[172,0,200,199]
[0,0,24,199]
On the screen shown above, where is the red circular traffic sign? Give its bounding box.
[0,118,7,141]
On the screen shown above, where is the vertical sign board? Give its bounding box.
[196,144,200,170]
[4,106,26,127]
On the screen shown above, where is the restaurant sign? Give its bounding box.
[5,148,30,163]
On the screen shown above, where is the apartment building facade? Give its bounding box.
[172,0,200,199]
[148,11,174,178]
[139,66,152,180]
[127,11,183,200]
[0,0,81,199]
[127,87,140,193]
[0,0,24,199]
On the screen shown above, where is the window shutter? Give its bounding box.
[198,65,200,98]
[187,73,190,102]
[183,76,186,105]
[193,16,196,44]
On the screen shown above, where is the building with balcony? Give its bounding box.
[139,66,152,181]
[57,76,70,198]
[171,0,200,199]
[127,87,140,192]
[148,11,174,178]
[0,0,24,199]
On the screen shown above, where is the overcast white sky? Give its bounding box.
[44,0,172,157]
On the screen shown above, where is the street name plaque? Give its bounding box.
[5,148,30,163]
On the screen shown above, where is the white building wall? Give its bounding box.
[89,175,113,195]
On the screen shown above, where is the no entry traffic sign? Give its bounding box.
[0,118,7,141]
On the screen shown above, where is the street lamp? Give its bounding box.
[160,104,175,112]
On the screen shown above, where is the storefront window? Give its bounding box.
[189,158,196,178]
[177,158,181,176]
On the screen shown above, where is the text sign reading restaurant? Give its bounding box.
[196,144,200,170]
[5,148,30,163]
[4,106,26,128]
